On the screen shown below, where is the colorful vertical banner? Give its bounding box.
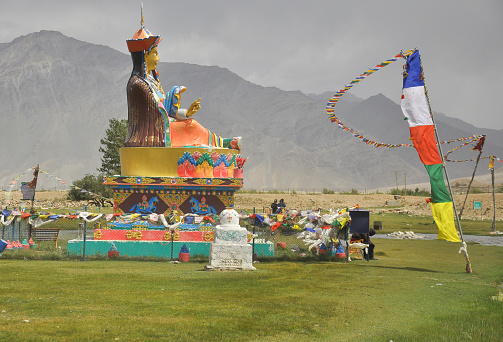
[401,50,460,242]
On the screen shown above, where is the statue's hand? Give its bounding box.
[186,98,201,117]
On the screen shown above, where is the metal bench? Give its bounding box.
[31,227,60,248]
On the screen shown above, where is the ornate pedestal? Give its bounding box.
[104,147,244,216]
[104,175,242,215]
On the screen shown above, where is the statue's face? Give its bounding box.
[145,46,159,73]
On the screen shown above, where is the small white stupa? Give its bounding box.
[205,208,255,271]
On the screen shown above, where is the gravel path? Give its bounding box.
[374,233,503,247]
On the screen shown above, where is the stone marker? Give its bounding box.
[205,209,255,271]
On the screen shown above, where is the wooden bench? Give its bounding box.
[31,227,60,248]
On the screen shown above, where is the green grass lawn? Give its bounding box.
[1,239,502,341]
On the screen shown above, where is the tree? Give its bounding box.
[68,119,126,207]
[67,174,113,207]
[98,118,128,175]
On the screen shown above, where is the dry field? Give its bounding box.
[234,192,503,220]
[2,190,502,221]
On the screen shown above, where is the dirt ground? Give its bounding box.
[234,192,503,221]
[2,191,502,221]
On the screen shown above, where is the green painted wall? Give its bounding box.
[67,240,274,258]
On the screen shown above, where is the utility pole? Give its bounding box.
[404,172,406,195]
[395,171,398,193]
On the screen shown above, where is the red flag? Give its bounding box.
[27,166,39,189]
[21,166,39,200]
[472,136,486,151]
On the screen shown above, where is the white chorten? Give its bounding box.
[205,209,255,271]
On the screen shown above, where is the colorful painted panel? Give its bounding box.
[180,195,225,215]
[94,229,214,242]
[119,193,169,214]
[104,176,243,188]
[113,191,236,215]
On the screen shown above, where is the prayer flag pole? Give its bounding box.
[419,53,472,273]
[26,164,39,242]
[29,164,40,214]
[458,136,486,219]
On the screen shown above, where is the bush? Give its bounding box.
[389,187,431,197]
[67,174,113,207]
[340,189,359,195]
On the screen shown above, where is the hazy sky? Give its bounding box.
[2,0,502,129]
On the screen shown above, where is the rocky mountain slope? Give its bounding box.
[1,31,502,191]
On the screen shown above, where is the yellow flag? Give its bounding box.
[431,202,461,242]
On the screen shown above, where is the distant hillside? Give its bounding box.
[1,31,502,192]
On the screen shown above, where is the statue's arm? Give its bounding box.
[164,86,201,120]
[186,98,201,117]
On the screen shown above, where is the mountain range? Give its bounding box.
[1,31,502,192]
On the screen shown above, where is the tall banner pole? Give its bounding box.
[26,164,40,240]
[458,137,485,219]
[30,164,40,214]
[420,53,472,273]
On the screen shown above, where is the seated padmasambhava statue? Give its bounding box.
[124,19,240,150]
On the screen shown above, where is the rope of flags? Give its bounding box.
[0,209,106,228]
[5,167,35,193]
[0,210,185,228]
[325,50,415,149]
[443,135,484,162]
[3,167,110,204]
[443,135,503,165]
[325,50,502,168]
[446,154,502,164]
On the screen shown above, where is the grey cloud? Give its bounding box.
[2,0,502,128]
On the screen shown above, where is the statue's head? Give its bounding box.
[144,46,159,74]
[126,8,161,77]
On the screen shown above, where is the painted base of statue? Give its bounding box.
[119,147,243,178]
